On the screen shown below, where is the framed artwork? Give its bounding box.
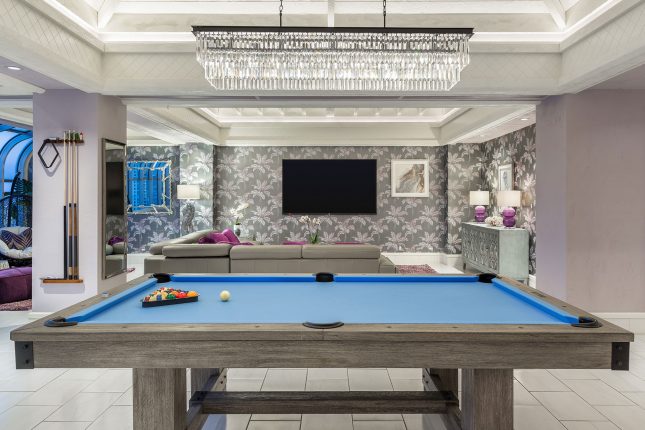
[498,164,513,191]
[391,159,430,197]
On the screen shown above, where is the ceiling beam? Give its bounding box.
[543,0,566,30]
[98,0,121,28]
[112,1,548,16]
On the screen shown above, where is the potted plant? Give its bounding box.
[230,203,249,237]
[299,215,322,244]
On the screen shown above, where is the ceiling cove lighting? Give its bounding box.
[193,0,473,92]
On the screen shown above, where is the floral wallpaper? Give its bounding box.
[482,125,537,274]
[213,146,448,252]
[179,143,214,235]
[445,143,485,254]
[127,145,180,253]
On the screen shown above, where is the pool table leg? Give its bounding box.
[133,368,186,430]
[425,369,460,429]
[461,369,513,430]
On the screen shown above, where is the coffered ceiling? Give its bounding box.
[0,0,643,145]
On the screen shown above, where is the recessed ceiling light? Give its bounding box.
[6,66,21,71]
[520,117,529,121]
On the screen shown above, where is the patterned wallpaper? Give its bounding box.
[127,145,180,253]
[443,125,536,274]
[125,126,536,274]
[213,146,448,252]
[445,143,485,254]
[179,142,214,235]
[482,125,537,274]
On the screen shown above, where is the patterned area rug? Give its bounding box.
[0,299,32,311]
[396,264,437,274]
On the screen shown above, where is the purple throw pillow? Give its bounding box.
[283,240,307,245]
[198,231,228,244]
[108,236,124,246]
[221,228,240,244]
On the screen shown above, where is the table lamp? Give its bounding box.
[496,190,522,228]
[469,190,490,222]
[178,184,200,233]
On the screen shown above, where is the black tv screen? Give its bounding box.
[106,161,125,215]
[282,159,377,214]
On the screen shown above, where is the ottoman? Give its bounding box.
[0,267,32,304]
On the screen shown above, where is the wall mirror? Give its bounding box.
[102,139,127,279]
[127,161,172,214]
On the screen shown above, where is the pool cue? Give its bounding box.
[63,132,69,279]
[73,132,79,279]
[70,132,77,279]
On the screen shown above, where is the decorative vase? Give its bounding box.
[234,223,242,237]
[502,208,516,228]
[474,205,487,222]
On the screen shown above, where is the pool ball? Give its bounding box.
[219,290,231,302]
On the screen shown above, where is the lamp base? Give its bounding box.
[502,207,516,228]
[474,205,487,222]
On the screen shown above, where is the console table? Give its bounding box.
[461,222,529,282]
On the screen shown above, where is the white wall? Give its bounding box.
[32,90,127,313]
[537,90,645,312]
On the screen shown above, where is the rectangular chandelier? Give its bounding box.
[192,26,473,91]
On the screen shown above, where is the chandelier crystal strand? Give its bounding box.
[194,27,472,91]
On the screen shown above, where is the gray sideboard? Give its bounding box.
[461,222,529,282]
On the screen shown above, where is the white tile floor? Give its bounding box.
[1,315,644,430]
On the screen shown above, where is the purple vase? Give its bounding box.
[502,207,516,228]
[474,205,487,222]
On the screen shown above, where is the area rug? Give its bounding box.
[0,298,32,311]
[396,264,437,274]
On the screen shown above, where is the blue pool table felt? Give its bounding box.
[67,275,578,324]
[67,275,578,325]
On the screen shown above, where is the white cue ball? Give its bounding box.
[219,290,231,302]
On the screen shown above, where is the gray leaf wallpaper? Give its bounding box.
[482,124,537,274]
[125,125,536,274]
[179,142,214,235]
[127,145,180,253]
[213,146,448,252]
[446,143,485,254]
[444,125,536,274]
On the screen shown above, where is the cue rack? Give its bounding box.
[41,131,84,284]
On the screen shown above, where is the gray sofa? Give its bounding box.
[143,231,396,274]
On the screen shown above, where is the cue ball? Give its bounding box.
[219,290,231,302]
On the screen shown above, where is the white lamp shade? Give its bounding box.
[177,184,200,200]
[497,190,521,208]
[469,190,490,206]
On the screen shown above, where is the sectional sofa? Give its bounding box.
[143,230,397,274]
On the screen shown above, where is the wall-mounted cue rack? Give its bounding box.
[40,131,85,284]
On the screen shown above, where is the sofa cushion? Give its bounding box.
[112,242,125,254]
[148,230,211,254]
[0,228,31,250]
[302,244,380,259]
[230,245,302,260]
[162,244,232,258]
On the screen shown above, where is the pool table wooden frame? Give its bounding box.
[11,274,633,430]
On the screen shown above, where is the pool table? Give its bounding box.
[11,273,633,430]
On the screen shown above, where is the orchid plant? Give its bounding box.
[299,215,322,244]
[230,202,250,225]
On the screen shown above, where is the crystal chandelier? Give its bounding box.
[193,1,473,91]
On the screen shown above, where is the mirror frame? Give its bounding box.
[102,138,128,279]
